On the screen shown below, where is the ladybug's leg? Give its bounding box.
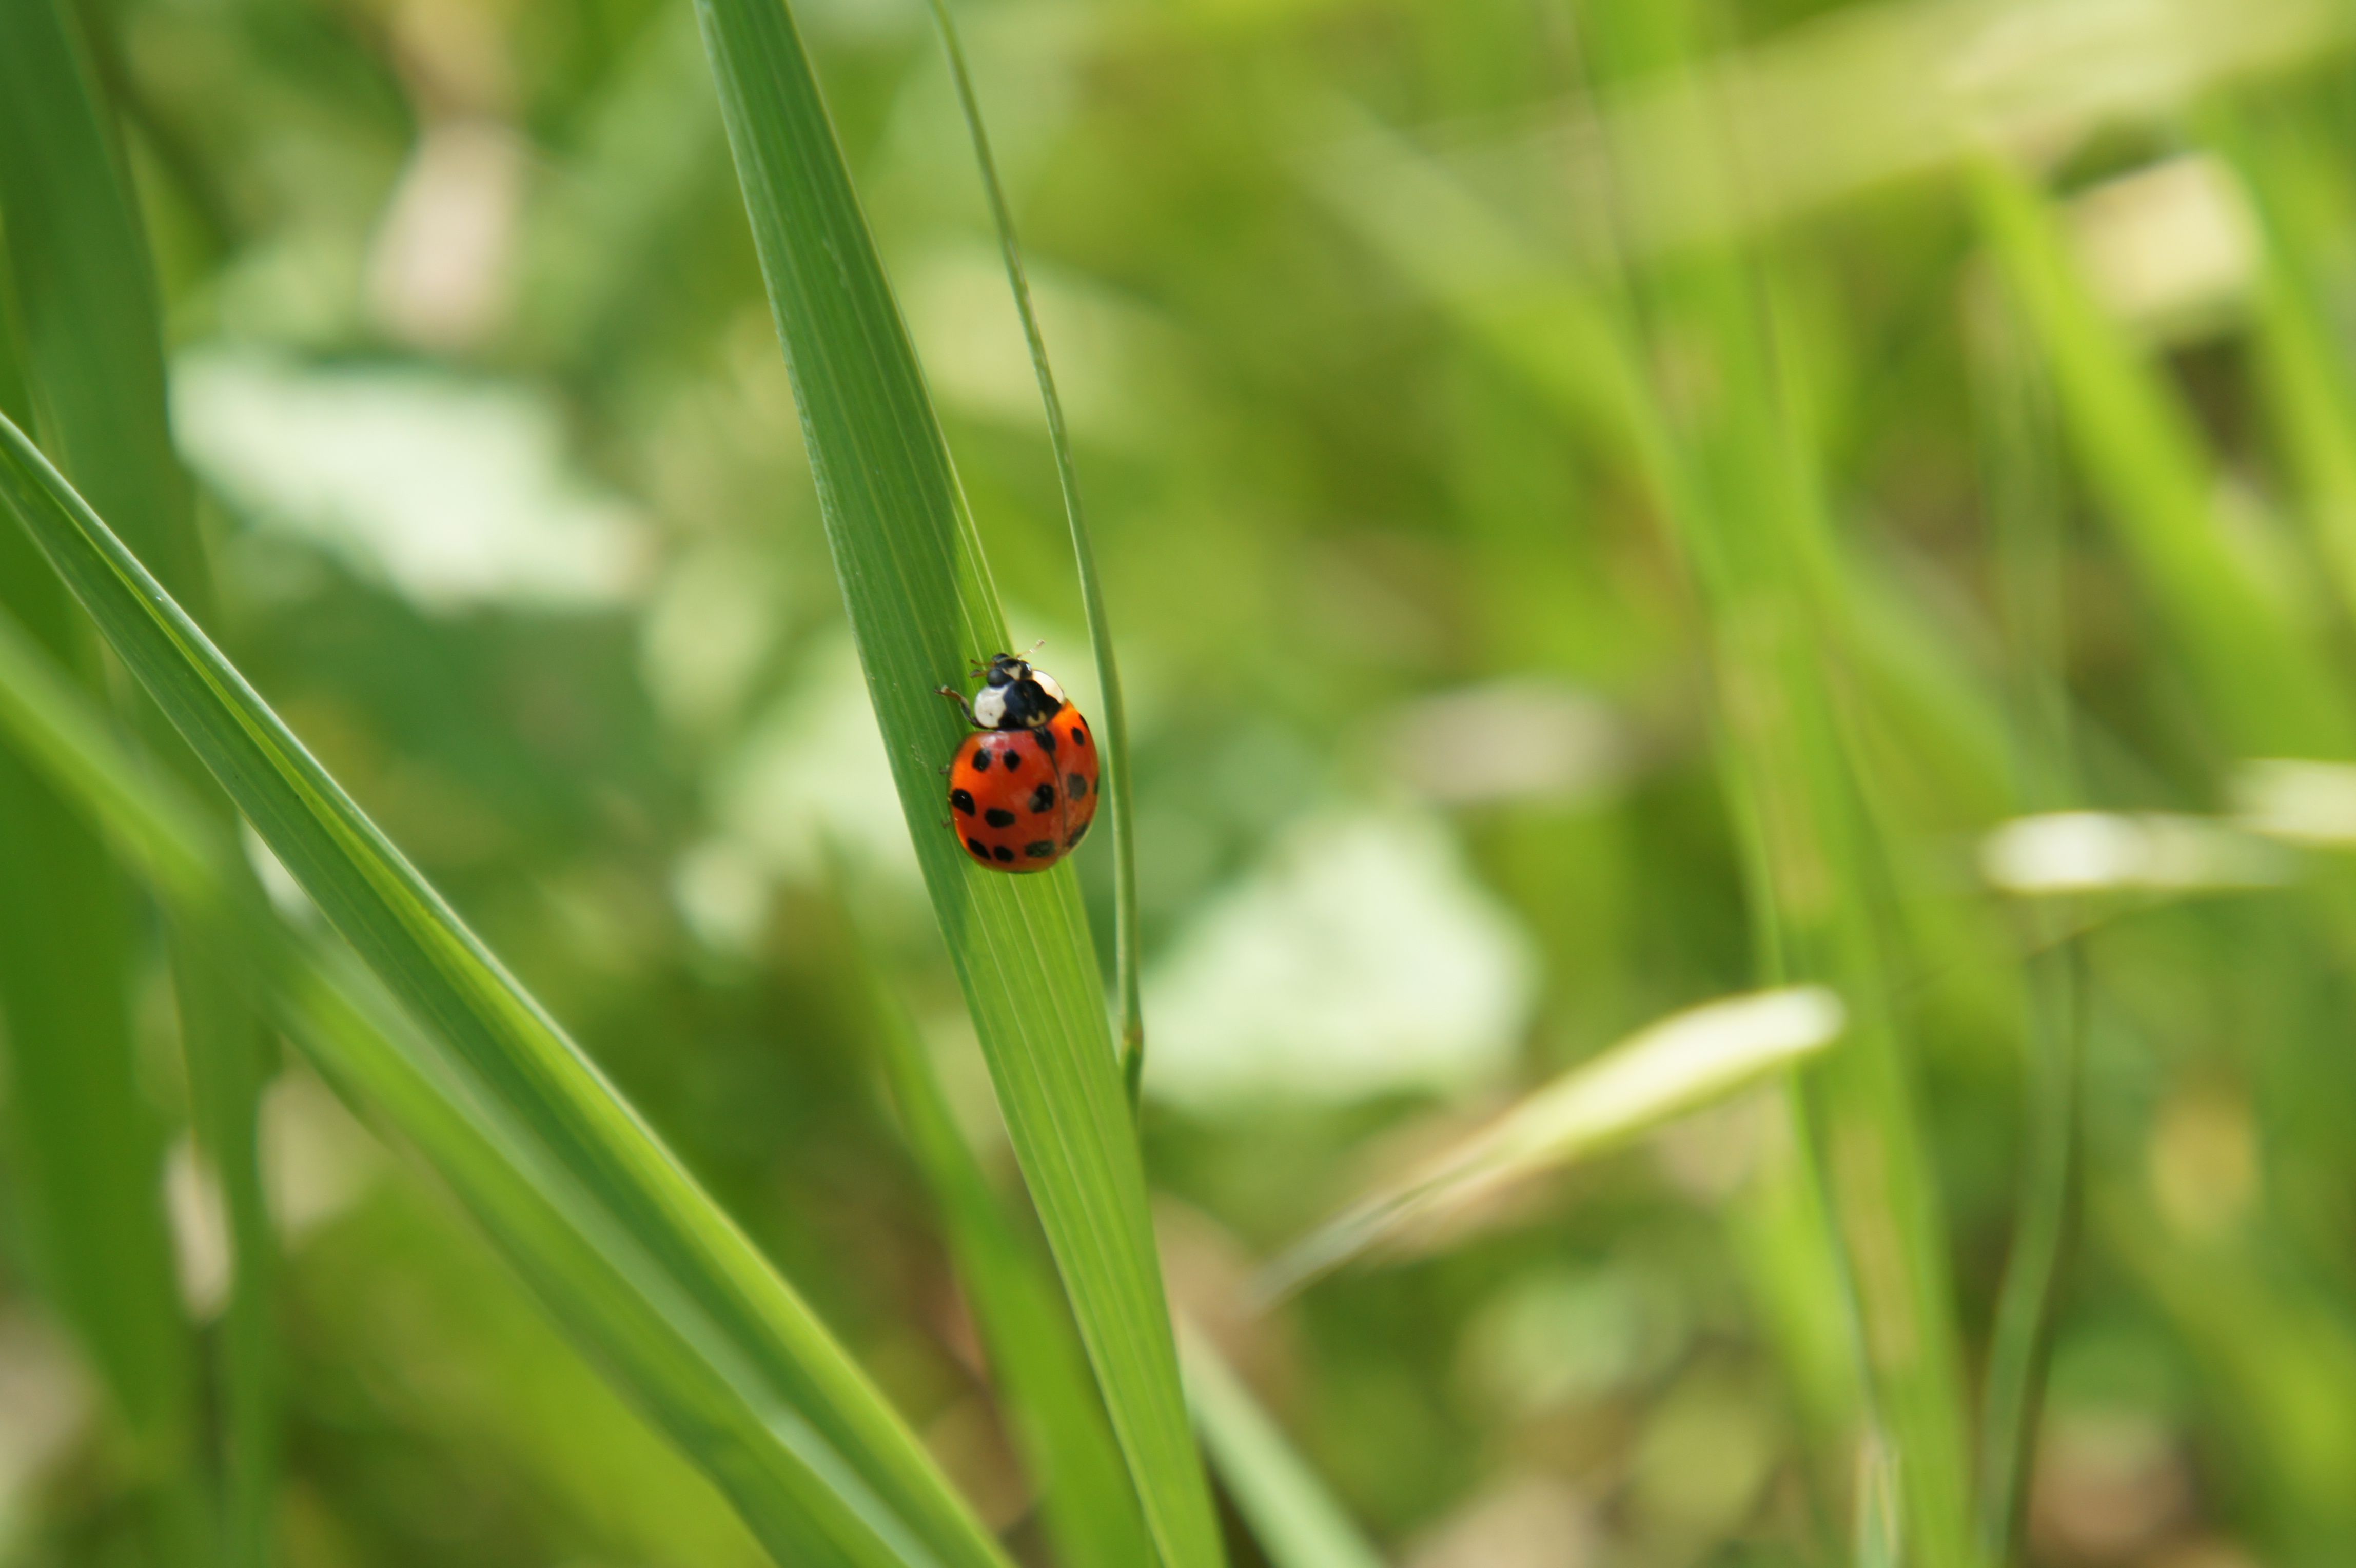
[934,685,981,728]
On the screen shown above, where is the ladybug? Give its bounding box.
[937,652,1100,873]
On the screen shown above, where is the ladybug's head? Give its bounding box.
[972,651,1065,730]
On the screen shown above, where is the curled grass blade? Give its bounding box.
[1263,987,1845,1298]
[691,2,1222,1561]
[921,0,1146,1105]
[0,409,1012,1568]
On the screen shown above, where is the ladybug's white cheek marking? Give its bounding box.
[974,688,1008,727]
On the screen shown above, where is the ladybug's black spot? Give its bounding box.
[966,837,990,859]
[970,748,991,773]
[950,788,976,816]
[1036,729,1058,756]
[992,845,1015,863]
[1067,819,1092,848]
[1028,782,1056,814]
[985,807,1017,828]
[1071,724,1088,747]
[997,747,1022,772]
[1066,773,1087,799]
[1024,841,1056,859]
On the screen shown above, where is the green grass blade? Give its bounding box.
[848,908,1157,1568]
[1968,153,2356,761]
[276,956,961,1568]
[0,4,277,1554]
[2210,100,2356,626]
[1303,103,2015,825]
[1975,943,2082,1566]
[0,203,209,1568]
[0,0,202,599]
[0,563,210,1566]
[920,0,1147,1106]
[690,3,1222,1562]
[1577,8,1978,1562]
[1970,292,2084,1566]
[1179,1325,1387,1568]
[0,410,1014,1568]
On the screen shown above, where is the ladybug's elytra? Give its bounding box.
[937,652,1100,873]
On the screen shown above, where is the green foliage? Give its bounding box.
[1181,1326,1386,1568]
[6,1,2356,1565]
[921,0,1148,1105]
[0,413,1009,1566]
[0,3,278,1557]
[0,11,210,1559]
[850,904,1157,1568]
[690,1,1219,1561]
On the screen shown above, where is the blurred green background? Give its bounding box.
[9,0,2356,1562]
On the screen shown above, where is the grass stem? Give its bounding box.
[922,0,1146,1108]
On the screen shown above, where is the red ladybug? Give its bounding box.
[937,652,1100,873]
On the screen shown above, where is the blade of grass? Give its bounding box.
[842,897,1157,1568]
[2094,1171,2356,1553]
[1262,986,1845,1298]
[690,3,1223,1562]
[1969,300,2084,1565]
[1968,153,2356,762]
[920,0,1146,1107]
[0,410,1015,1568]
[0,4,277,1556]
[1577,7,1978,1563]
[0,200,210,1568]
[0,550,211,1565]
[1303,100,2015,826]
[2209,99,2356,626]
[1178,1324,1387,1568]
[1304,85,1891,1538]
[1976,949,2083,1565]
[0,599,936,1568]
[1460,0,2355,262]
